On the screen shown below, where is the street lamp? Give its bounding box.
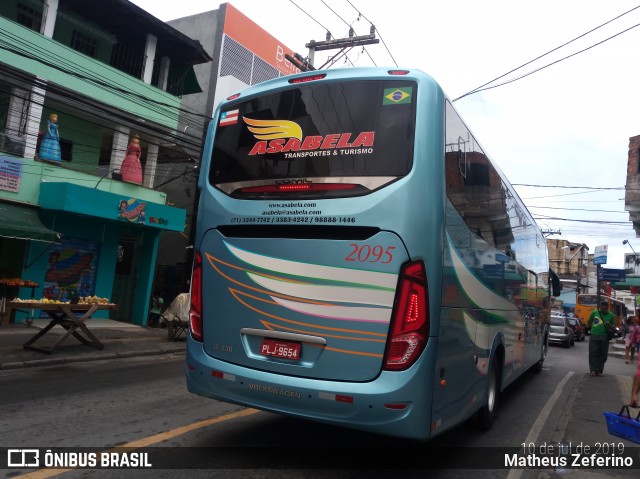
[623,239,637,255]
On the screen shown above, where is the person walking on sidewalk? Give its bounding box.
[624,314,639,364]
[631,319,640,365]
[587,301,616,376]
[631,349,640,408]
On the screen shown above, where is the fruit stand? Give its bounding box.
[11,297,117,354]
[0,278,38,325]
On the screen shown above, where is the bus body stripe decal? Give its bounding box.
[225,242,397,290]
[272,296,391,323]
[247,272,395,307]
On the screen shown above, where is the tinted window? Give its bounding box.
[210,80,416,195]
[578,295,597,306]
[444,101,548,285]
[550,317,565,326]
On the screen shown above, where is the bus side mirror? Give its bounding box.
[549,268,561,297]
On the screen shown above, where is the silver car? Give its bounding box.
[549,314,574,348]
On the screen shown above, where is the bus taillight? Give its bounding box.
[288,74,326,83]
[384,260,429,371]
[189,252,203,342]
[237,183,357,194]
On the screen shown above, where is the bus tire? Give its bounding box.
[532,334,548,374]
[477,357,499,430]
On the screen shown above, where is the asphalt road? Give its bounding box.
[1,339,637,478]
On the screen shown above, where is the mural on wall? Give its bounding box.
[43,237,99,302]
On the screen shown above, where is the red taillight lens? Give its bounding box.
[288,74,326,83]
[237,183,357,194]
[384,260,429,371]
[189,252,203,342]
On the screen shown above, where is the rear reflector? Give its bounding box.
[319,392,354,404]
[212,370,236,381]
[384,403,408,410]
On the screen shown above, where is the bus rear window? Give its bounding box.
[209,80,417,199]
[578,295,597,306]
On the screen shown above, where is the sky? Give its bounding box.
[131,0,640,268]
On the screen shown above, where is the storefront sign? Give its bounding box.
[0,156,23,192]
[40,183,186,232]
[593,245,608,265]
[118,198,146,224]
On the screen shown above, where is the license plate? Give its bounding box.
[260,338,301,360]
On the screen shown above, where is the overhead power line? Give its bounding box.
[530,206,627,214]
[453,4,640,101]
[289,0,333,37]
[513,183,624,190]
[345,0,398,66]
[532,214,630,225]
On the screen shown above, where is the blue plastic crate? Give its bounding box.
[604,406,640,445]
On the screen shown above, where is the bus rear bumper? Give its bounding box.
[185,338,433,440]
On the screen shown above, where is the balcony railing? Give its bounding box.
[110,42,146,80]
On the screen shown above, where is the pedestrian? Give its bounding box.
[587,301,616,376]
[631,319,640,364]
[631,350,640,408]
[149,290,164,327]
[624,315,639,364]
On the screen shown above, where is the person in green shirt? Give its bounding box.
[587,301,616,376]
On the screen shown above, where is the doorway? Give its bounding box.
[111,235,139,322]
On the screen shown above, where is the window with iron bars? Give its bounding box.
[16,2,43,33]
[71,30,98,58]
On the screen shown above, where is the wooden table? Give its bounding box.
[11,302,117,354]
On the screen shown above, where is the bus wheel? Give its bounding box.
[532,335,547,374]
[477,358,499,430]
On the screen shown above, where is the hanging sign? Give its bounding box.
[0,156,23,193]
[593,245,608,265]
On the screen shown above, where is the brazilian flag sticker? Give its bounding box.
[383,87,413,105]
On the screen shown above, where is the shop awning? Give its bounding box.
[610,276,640,289]
[0,202,61,242]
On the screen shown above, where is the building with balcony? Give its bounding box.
[546,239,592,310]
[625,135,640,234]
[0,0,211,325]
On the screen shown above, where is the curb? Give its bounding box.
[0,347,185,371]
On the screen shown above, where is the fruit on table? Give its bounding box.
[11,296,111,305]
[0,278,38,287]
[78,296,111,304]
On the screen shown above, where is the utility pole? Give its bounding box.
[287,26,380,72]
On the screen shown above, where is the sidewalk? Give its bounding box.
[0,318,185,370]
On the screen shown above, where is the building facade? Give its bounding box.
[0,0,210,324]
[152,3,300,291]
[546,239,592,309]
